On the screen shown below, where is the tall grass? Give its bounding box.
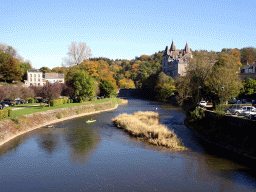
[112,111,186,150]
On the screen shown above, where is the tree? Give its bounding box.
[72,70,95,97]
[1,56,23,82]
[99,79,116,97]
[39,66,51,73]
[205,53,242,106]
[40,83,62,101]
[175,51,216,105]
[240,78,256,99]
[241,47,256,65]
[154,72,175,100]
[19,61,32,80]
[62,41,92,66]
[118,78,135,89]
[5,46,17,57]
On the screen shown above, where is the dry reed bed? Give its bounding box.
[118,98,128,105]
[112,111,186,150]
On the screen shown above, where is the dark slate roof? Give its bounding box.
[28,70,41,72]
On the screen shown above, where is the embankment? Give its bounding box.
[185,108,256,159]
[0,100,118,147]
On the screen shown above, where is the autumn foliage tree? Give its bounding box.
[205,53,242,106]
[0,56,23,82]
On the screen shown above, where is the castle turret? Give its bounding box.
[170,40,176,51]
[163,46,170,56]
[184,41,191,53]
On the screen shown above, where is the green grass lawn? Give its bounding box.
[2,98,118,121]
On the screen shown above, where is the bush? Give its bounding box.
[189,107,205,122]
[8,108,12,117]
[28,98,34,103]
[56,113,62,119]
[101,96,104,99]
[0,109,9,120]
[91,97,97,101]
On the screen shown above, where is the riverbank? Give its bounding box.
[184,107,256,159]
[0,99,121,147]
[112,111,186,150]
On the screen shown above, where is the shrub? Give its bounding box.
[101,96,104,99]
[91,97,97,101]
[189,107,205,122]
[56,113,62,119]
[28,98,34,103]
[0,109,9,120]
[7,108,12,117]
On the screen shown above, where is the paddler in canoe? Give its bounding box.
[86,118,96,123]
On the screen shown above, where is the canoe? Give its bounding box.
[86,120,96,123]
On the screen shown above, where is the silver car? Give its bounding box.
[232,106,255,116]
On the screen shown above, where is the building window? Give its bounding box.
[38,83,40,86]
[34,74,36,77]
[30,83,32,86]
[38,74,40,77]
[30,74,32,77]
[34,78,36,81]
[38,78,40,82]
[34,83,36,86]
[30,78,32,81]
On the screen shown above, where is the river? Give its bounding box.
[0,98,255,191]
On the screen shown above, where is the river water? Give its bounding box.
[0,98,255,192]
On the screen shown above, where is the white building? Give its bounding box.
[24,70,64,87]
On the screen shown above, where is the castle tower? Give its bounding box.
[170,40,176,51]
[184,41,191,53]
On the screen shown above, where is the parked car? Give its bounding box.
[15,99,25,105]
[242,108,256,118]
[2,100,15,107]
[231,106,255,116]
[198,101,207,107]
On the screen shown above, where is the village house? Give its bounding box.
[24,70,64,87]
[239,63,256,80]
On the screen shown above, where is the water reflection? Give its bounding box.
[0,98,255,191]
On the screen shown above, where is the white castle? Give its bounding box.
[162,40,192,78]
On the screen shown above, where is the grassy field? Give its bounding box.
[112,111,186,150]
[2,98,119,120]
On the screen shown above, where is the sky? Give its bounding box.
[1,0,256,69]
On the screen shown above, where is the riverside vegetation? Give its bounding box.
[112,111,186,150]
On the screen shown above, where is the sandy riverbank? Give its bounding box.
[0,103,118,147]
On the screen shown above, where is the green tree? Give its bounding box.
[175,51,217,105]
[240,78,256,99]
[19,61,32,80]
[1,56,23,82]
[99,79,116,97]
[39,66,51,73]
[72,70,95,97]
[205,53,242,106]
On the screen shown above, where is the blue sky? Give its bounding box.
[1,0,256,69]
